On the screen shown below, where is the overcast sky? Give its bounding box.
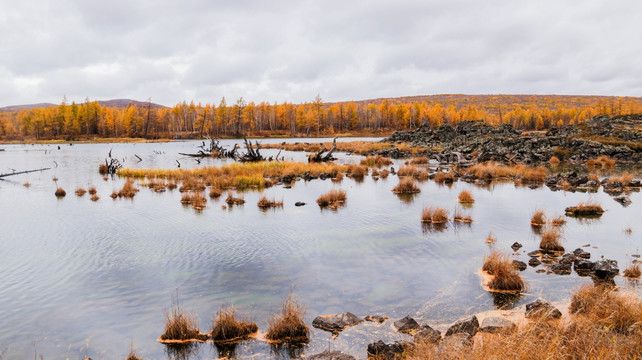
[1,0,641,107]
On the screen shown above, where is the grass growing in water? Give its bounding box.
[453,209,473,223]
[539,227,564,253]
[160,303,207,342]
[257,196,283,209]
[623,264,641,278]
[434,171,455,183]
[360,155,392,167]
[482,250,525,292]
[316,189,346,208]
[397,165,430,180]
[551,215,567,226]
[457,190,475,204]
[530,209,546,226]
[421,207,448,223]
[117,179,139,198]
[211,306,258,342]
[565,201,604,217]
[88,186,97,195]
[55,188,66,197]
[225,192,245,205]
[90,194,100,202]
[392,178,421,194]
[181,192,207,210]
[265,291,309,343]
[75,187,87,196]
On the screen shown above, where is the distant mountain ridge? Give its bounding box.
[1,99,166,112]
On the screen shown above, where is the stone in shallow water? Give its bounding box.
[413,324,441,344]
[393,315,420,334]
[363,315,388,323]
[480,317,516,333]
[529,257,542,267]
[551,264,572,275]
[309,350,355,360]
[511,242,523,251]
[367,340,408,360]
[312,312,363,332]
[513,260,527,271]
[525,298,562,320]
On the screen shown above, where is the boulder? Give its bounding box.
[613,194,632,206]
[295,201,306,206]
[513,260,527,271]
[511,242,523,251]
[551,264,572,275]
[309,350,355,360]
[591,259,619,281]
[573,248,591,259]
[393,315,420,334]
[529,257,542,267]
[480,317,516,333]
[525,299,562,320]
[413,324,441,344]
[445,315,479,337]
[313,312,363,332]
[367,340,408,360]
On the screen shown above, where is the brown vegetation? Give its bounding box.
[210,306,258,342]
[434,171,455,183]
[316,189,346,208]
[421,207,449,224]
[55,187,66,197]
[23,182,30,187]
[392,178,421,194]
[379,169,390,179]
[397,165,429,180]
[98,163,108,175]
[265,291,309,343]
[90,194,100,202]
[465,162,548,183]
[181,192,207,210]
[530,209,546,226]
[209,187,222,198]
[225,193,245,205]
[550,215,567,226]
[88,186,97,195]
[569,284,642,333]
[179,178,206,192]
[75,187,87,196]
[409,157,429,165]
[485,232,496,243]
[548,156,560,166]
[257,196,283,209]
[565,201,604,216]
[623,264,641,278]
[608,173,634,186]
[160,304,207,343]
[117,179,139,198]
[453,209,473,223]
[360,155,393,167]
[457,190,475,204]
[346,164,367,179]
[539,227,564,253]
[483,251,525,292]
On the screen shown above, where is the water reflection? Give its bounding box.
[165,343,200,360]
[270,343,306,359]
[214,342,239,359]
[489,291,523,310]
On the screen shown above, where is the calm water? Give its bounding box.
[0,139,640,359]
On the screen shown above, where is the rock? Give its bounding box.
[551,264,572,275]
[309,350,355,360]
[591,259,619,280]
[440,333,473,350]
[312,312,363,332]
[525,299,562,320]
[559,257,574,266]
[511,242,523,251]
[367,340,408,360]
[613,194,632,206]
[528,250,542,257]
[573,248,591,259]
[364,315,388,323]
[529,257,541,267]
[393,315,420,334]
[513,260,527,271]
[574,259,594,273]
[294,201,306,206]
[413,324,441,344]
[480,317,516,333]
[445,315,479,337]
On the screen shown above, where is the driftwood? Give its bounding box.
[0,167,50,178]
[308,138,337,162]
[238,137,265,162]
[103,149,123,174]
[180,138,238,159]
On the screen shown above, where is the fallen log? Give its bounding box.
[0,167,51,178]
[308,138,337,162]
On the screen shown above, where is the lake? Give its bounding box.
[0,139,640,359]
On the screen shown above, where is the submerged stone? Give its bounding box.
[309,350,355,360]
[367,340,408,360]
[312,312,363,332]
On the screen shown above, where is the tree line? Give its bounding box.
[1,95,641,140]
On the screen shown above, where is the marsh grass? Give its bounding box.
[482,250,505,275]
[551,215,567,226]
[160,304,207,343]
[209,187,222,198]
[88,186,97,195]
[117,179,139,198]
[410,157,429,165]
[433,171,455,183]
[55,187,66,197]
[316,189,346,208]
[539,227,564,253]
[483,251,525,292]
[548,156,560,166]
[265,291,309,343]
[75,187,87,196]
[211,306,258,342]
[465,162,548,183]
[485,231,496,243]
[181,192,207,210]
[398,165,430,180]
[453,208,473,223]
[569,284,642,333]
[360,155,393,167]
[257,196,284,209]
[90,194,100,202]
[421,207,448,223]
[379,169,390,179]
[225,192,245,205]
[179,178,206,192]
[457,190,475,204]
[346,164,367,179]
[623,264,641,278]
[23,182,30,187]
[530,209,547,226]
[565,201,604,217]
[608,173,634,186]
[98,163,108,175]
[392,178,421,194]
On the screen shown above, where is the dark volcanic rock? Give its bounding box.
[591,259,619,281]
[613,194,632,206]
[574,259,594,273]
[309,350,355,360]
[295,201,306,206]
[480,317,517,333]
[445,315,479,337]
[364,315,388,323]
[413,325,441,344]
[529,257,542,267]
[551,264,572,275]
[513,260,527,271]
[393,315,420,334]
[312,312,363,332]
[511,242,523,251]
[525,299,562,320]
[367,340,408,360]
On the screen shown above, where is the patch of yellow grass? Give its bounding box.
[316,189,346,208]
[457,190,475,204]
[392,178,421,194]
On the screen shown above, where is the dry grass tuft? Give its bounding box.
[179,178,206,192]
[453,209,473,223]
[225,192,245,205]
[482,250,505,275]
[181,192,207,210]
[90,194,100,202]
[597,155,616,169]
[160,304,207,342]
[539,227,564,253]
[608,173,634,186]
[483,250,525,292]
[397,165,430,180]
[434,171,455,183]
[421,206,449,223]
[570,284,642,333]
[410,157,429,165]
[209,187,222,198]
[565,201,604,216]
[265,291,310,343]
[211,305,258,342]
[98,163,108,175]
[360,155,393,167]
[548,156,561,166]
[551,215,567,226]
[117,179,139,198]
[346,164,368,179]
[379,169,390,179]
[55,187,66,197]
[530,209,546,226]
[316,189,347,208]
[23,182,31,187]
[457,190,475,204]
[392,178,421,194]
[88,186,97,195]
[257,196,283,209]
[623,264,641,278]
[75,187,87,196]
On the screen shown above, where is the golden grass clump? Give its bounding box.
[179,177,206,192]
[117,179,139,198]
[265,291,310,343]
[569,284,642,333]
[465,162,548,183]
[55,187,66,197]
[410,157,429,165]
[397,165,430,180]
[565,201,604,216]
[457,190,475,204]
[530,209,547,226]
[379,169,390,179]
[433,171,455,183]
[316,189,347,208]
[548,156,561,166]
[75,187,87,196]
[482,250,505,275]
[421,207,448,223]
[88,186,97,195]
[211,306,258,342]
[209,187,222,198]
[608,173,634,186]
[181,192,207,210]
[392,178,421,194]
[539,227,564,253]
[332,171,344,182]
[550,215,567,226]
[126,349,142,360]
[623,264,641,278]
[257,196,283,209]
[453,209,473,223]
[225,193,245,205]
[90,194,100,202]
[485,231,496,243]
[160,304,207,342]
[482,250,525,292]
[597,155,616,169]
[23,182,31,187]
[518,166,547,183]
[360,155,393,167]
[346,164,367,179]
[98,163,108,175]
